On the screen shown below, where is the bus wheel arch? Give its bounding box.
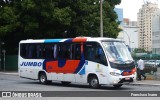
[87,73,100,89]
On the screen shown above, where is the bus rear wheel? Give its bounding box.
[39,72,51,85]
[89,76,100,89]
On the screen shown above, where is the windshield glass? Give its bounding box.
[102,41,133,64]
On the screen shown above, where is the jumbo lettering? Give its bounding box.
[20,62,42,67]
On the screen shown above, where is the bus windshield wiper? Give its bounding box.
[124,60,133,63]
[113,60,126,64]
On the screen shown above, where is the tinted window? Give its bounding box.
[20,43,55,59]
[20,43,82,60]
[43,44,54,59]
[57,43,71,59]
[20,44,27,58]
[28,44,36,58]
[36,44,43,58]
[84,42,107,66]
[71,43,81,60]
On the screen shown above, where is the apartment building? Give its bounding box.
[117,19,138,51]
[152,9,160,54]
[137,2,158,52]
[114,8,123,25]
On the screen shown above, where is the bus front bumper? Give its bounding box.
[118,77,133,84]
[110,77,136,85]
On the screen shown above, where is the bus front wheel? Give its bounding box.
[89,76,100,89]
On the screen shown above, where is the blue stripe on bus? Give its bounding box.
[44,39,63,43]
[64,39,73,42]
[74,54,85,74]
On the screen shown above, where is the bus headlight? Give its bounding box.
[110,72,121,76]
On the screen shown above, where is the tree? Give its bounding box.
[0,0,122,54]
[62,0,122,38]
[103,0,121,38]
[0,0,19,37]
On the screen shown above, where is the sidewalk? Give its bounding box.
[0,71,18,76]
[131,80,160,86]
[1,71,160,86]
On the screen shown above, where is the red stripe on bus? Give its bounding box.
[72,38,87,42]
[46,60,80,73]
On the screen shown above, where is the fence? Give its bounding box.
[0,55,18,71]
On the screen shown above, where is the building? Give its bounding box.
[117,24,138,51]
[129,21,137,27]
[117,18,138,51]
[137,2,159,52]
[123,18,138,27]
[114,8,123,25]
[152,9,160,54]
[123,18,130,26]
[115,8,138,51]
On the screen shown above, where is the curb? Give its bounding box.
[129,81,160,86]
[130,83,160,86]
[0,72,18,76]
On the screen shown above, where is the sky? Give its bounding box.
[115,0,160,21]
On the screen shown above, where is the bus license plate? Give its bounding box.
[125,77,130,80]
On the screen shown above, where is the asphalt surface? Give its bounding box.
[1,73,160,99]
[0,73,160,91]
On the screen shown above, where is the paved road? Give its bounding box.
[1,74,160,100]
[1,74,160,91]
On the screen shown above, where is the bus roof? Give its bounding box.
[19,37,121,43]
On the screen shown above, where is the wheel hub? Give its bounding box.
[40,75,45,83]
[91,79,98,87]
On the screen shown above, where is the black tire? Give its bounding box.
[39,72,48,85]
[113,84,122,88]
[61,81,71,85]
[89,76,100,89]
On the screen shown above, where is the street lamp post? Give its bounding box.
[123,31,131,46]
[2,49,6,72]
[132,42,135,52]
[0,41,5,71]
[100,0,103,37]
[0,39,1,71]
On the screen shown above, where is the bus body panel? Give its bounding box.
[18,37,137,86]
[85,61,109,84]
[63,73,76,82]
[19,56,43,79]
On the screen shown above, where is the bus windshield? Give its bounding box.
[102,41,133,64]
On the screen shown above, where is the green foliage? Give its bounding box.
[0,0,122,54]
[134,48,147,53]
[0,6,19,36]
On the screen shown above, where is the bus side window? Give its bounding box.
[84,43,95,61]
[20,44,27,58]
[57,43,71,60]
[41,44,54,59]
[28,45,33,58]
[29,44,37,59]
[36,44,43,59]
[45,44,52,59]
[53,44,57,59]
[72,44,81,60]
[84,42,107,66]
